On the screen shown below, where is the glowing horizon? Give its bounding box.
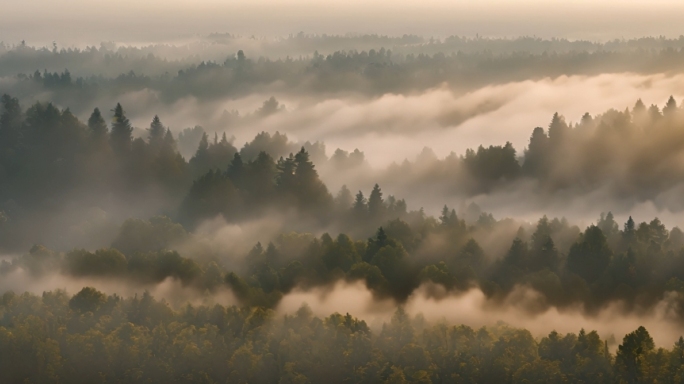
[2,0,684,46]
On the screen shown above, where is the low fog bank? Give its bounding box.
[3,72,681,165]
[0,267,237,308]
[6,72,684,248]
[2,270,682,348]
[279,281,684,348]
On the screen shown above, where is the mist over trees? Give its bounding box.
[4,35,684,119]
[6,93,684,309]
[4,287,684,383]
[5,31,684,383]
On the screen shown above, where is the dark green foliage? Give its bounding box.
[87,107,108,140]
[147,115,165,152]
[615,326,655,384]
[567,226,612,283]
[110,103,133,154]
[322,233,360,272]
[69,286,107,313]
[368,183,385,218]
[4,288,684,383]
[522,127,549,176]
[65,248,127,276]
[180,170,242,226]
[463,142,520,187]
[130,250,200,283]
[111,216,189,255]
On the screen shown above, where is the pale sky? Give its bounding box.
[1,0,684,45]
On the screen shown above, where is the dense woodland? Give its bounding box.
[5,93,684,245]
[5,93,684,307]
[6,34,684,383]
[4,36,684,116]
[1,288,682,384]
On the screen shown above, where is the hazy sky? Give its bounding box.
[2,0,684,46]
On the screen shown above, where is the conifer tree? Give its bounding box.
[368,184,385,218]
[440,205,450,225]
[148,115,165,150]
[335,185,353,210]
[353,191,367,219]
[548,112,568,146]
[110,103,133,154]
[87,107,108,140]
[0,95,22,152]
[663,95,678,117]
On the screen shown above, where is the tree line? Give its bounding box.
[0,287,681,383]
[5,45,684,111]
[5,204,684,315]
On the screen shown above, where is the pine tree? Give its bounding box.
[293,147,330,209]
[440,205,450,225]
[227,152,244,187]
[196,132,209,157]
[353,191,367,213]
[162,128,177,152]
[293,147,317,183]
[276,154,296,192]
[148,115,165,149]
[87,107,108,140]
[522,127,549,176]
[368,184,385,218]
[664,95,678,117]
[110,103,133,154]
[623,216,636,244]
[335,185,353,210]
[0,95,23,152]
[548,112,568,146]
[633,99,646,115]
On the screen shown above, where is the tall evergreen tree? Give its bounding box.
[334,185,353,210]
[522,127,549,176]
[110,103,133,154]
[440,205,451,225]
[276,154,296,193]
[368,184,385,218]
[148,115,165,150]
[567,225,612,283]
[227,152,245,187]
[615,326,655,384]
[353,191,367,217]
[87,107,108,140]
[162,128,177,152]
[663,95,678,117]
[623,216,636,245]
[0,94,22,152]
[548,112,569,146]
[293,148,330,209]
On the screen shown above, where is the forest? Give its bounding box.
[4,23,684,383]
[4,91,684,381]
[0,288,680,383]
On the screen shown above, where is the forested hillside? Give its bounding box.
[0,288,679,383]
[4,28,684,383]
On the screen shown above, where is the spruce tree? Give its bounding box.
[148,115,165,149]
[664,95,678,117]
[87,107,108,140]
[110,103,133,154]
[368,184,385,218]
[353,191,367,214]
